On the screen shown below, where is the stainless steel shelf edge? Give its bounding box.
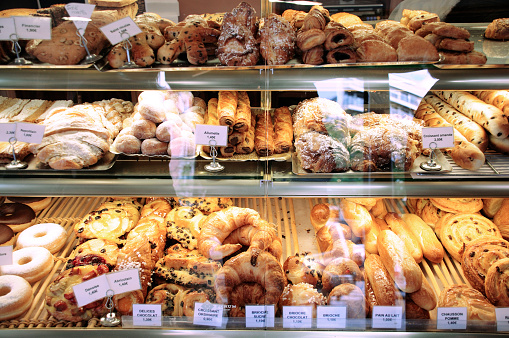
[0,177,266,197]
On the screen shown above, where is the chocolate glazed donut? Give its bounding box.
[0,203,36,231]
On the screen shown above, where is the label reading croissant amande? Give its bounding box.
[422,126,455,149]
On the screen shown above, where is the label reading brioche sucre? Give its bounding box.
[245,305,275,328]
[437,307,467,330]
[372,306,403,329]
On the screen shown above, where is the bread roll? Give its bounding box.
[363,254,398,306]
[377,230,422,293]
[362,214,381,255]
[401,213,444,264]
[384,212,423,263]
[494,199,509,231]
[483,198,504,218]
[338,199,373,238]
[370,199,387,219]
[409,272,437,311]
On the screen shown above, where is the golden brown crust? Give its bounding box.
[279,282,326,318]
[364,254,398,306]
[322,257,362,294]
[438,284,496,321]
[339,199,373,238]
[330,12,363,28]
[283,253,324,288]
[401,213,444,264]
[327,283,366,318]
[462,236,509,294]
[485,257,509,306]
[409,273,437,311]
[430,198,483,214]
[377,230,422,293]
[355,40,398,62]
[384,212,423,263]
[485,18,509,40]
[323,238,364,267]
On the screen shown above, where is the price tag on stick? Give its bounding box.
[422,126,455,149]
[195,124,228,146]
[0,18,16,41]
[100,16,142,46]
[13,16,51,40]
[65,2,95,33]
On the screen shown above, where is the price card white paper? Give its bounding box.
[317,306,347,329]
[245,305,275,328]
[0,17,16,41]
[194,124,228,147]
[422,126,455,149]
[496,308,509,331]
[100,16,142,46]
[193,301,224,327]
[65,3,95,33]
[372,306,403,329]
[72,274,110,308]
[0,123,16,142]
[133,304,162,327]
[15,122,45,144]
[437,307,467,330]
[282,306,313,329]
[0,246,13,266]
[13,16,51,40]
[105,268,141,295]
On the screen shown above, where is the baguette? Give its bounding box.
[377,229,422,293]
[415,101,485,171]
[364,253,399,306]
[409,272,437,311]
[489,134,509,154]
[435,90,509,139]
[424,94,488,152]
[384,212,423,263]
[401,213,444,264]
[473,90,509,116]
[338,199,373,238]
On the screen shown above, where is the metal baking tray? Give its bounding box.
[0,152,117,171]
[292,150,452,176]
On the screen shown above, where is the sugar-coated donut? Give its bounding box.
[7,197,52,212]
[0,224,15,247]
[0,203,36,233]
[141,138,168,155]
[156,120,181,142]
[114,134,142,154]
[17,223,67,254]
[0,275,33,320]
[131,118,157,140]
[0,247,54,284]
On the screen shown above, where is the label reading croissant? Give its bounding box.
[193,301,225,327]
[245,305,275,328]
[422,127,455,149]
[372,306,403,329]
[437,307,467,330]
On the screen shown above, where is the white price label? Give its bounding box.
[105,268,141,295]
[133,304,162,327]
[282,306,313,329]
[0,17,16,41]
[245,305,275,328]
[437,307,467,330]
[317,306,347,329]
[496,308,509,331]
[372,306,403,329]
[0,246,13,266]
[0,123,16,142]
[13,16,51,40]
[422,126,455,149]
[15,122,45,144]
[72,274,110,308]
[65,3,95,34]
[100,16,142,46]
[194,124,228,147]
[193,301,225,327]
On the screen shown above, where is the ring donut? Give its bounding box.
[214,249,286,305]
[0,275,33,320]
[17,223,67,254]
[0,203,36,232]
[0,247,54,283]
[0,224,15,247]
[6,197,52,212]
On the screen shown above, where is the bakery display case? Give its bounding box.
[1,1,509,337]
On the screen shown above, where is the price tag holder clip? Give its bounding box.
[100,289,121,327]
[75,28,102,64]
[5,137,27,170]
[204,140,224,172]
[420,142,442,172]
[119,32,138,69]
[10,33,32,65]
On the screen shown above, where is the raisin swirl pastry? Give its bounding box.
[462,236,509,294]
[439,213,502,262]
[485,257,509,306]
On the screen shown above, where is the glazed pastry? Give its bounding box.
[439,213,502,262]
[301,45,324,65]
[301,5,330,31]
[438,284,496,321]
[429,198,483,214]
[326,47,356,63]
[273,106,293,154]
[66,238,119,270]
[415,22,470,39]
[355,39,398,62]
[462,236,509,294]
[297,28,325,52]
[254,112,275,157]
[485,257,509,306]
